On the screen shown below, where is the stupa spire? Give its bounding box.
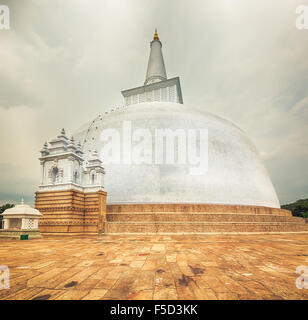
[121,29,183,105]
[144,29,167,85]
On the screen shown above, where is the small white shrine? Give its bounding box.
[0,199,42,239]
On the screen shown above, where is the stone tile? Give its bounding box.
[27,268,66,288]
[151,244,165,252]
[153,286,178,300]
[56,290,89,300]
[82,289,107,300]
[130,260,145,268]
[4,287,45,300]
[193,288,217,300]
[142,259,157,271]
[54,266,101,289]
[30,289,65,300]
[127,289,153,300]
[131,270,155,291]
[43,267,83,289]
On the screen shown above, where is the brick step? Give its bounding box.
[107,204,291,216]
[106,213,304,223]
[105,221,308,234]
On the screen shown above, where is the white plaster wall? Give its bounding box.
[74,102,280,208]
[125,85,179,106]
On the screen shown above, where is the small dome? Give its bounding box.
[2,199,42,216]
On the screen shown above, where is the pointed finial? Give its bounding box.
[57,128,68,140]
[21,198,24,205]
[41,142,49,155]
[42,142,49,150]
[92,149,98,158]
[154,28,159,40]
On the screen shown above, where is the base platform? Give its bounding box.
[105,204,308,234]
[0,229,41,239]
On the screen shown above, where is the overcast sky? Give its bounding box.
[0,0,307,206]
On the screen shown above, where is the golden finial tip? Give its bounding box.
[154,28,159,40]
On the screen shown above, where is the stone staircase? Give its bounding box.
[105,204,308,234]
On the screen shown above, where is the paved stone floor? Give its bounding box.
[0,233,308,300]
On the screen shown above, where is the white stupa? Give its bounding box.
[73,30,280,209]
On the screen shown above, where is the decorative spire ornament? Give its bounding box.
[153,28,159,40]
[144,29,167,85]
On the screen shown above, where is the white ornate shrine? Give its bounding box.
[0,199,42,238]
[38,129,105,193]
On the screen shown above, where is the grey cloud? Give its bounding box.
[0,0,307,205]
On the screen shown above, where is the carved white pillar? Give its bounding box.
[21,218,25,230]
[40,160,44,184]
[3,219,9,230]
[68,156,74,183]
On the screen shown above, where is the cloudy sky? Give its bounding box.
[0,0,307,205]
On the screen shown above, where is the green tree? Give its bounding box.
[0,204,14,214]
[281,198,308,218]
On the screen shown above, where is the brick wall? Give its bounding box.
[35,189,107,235]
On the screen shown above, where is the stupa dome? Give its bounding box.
[73,101,280,208]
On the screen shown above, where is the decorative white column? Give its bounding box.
[68,156,74,183]
[21,218,25,230]
[3,219,9,230]
[40,160,45,185]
